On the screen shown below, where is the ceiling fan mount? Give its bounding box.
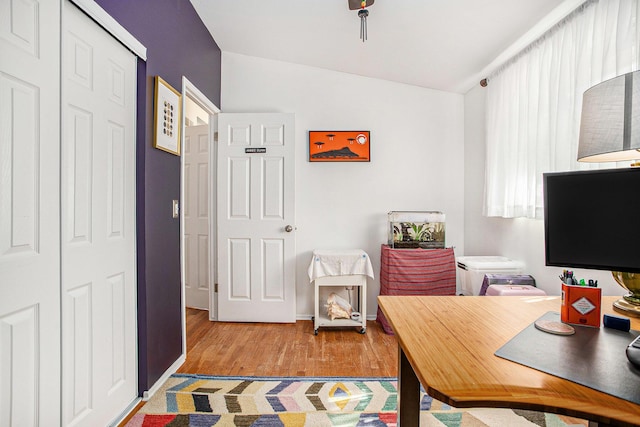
[349,0,374,41]
[348,0,374,10]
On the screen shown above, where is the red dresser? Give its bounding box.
[376,244,456,334]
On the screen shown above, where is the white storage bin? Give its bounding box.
[486,284,547,296]
[456,256,524,296]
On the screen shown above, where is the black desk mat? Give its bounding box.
[495,311,640,405]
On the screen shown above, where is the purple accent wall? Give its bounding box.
[94,0,221,393]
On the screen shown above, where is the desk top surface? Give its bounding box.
[377,295,640,426]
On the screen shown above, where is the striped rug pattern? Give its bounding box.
[125,374,588,426]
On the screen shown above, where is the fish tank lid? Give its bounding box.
[388,211,444,222]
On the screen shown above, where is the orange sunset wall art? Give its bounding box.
[309,131,370,162]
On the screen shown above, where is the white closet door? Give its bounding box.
[0,0,62,426]
[61,2,137,426]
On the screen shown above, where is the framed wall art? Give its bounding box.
[309,131,370,162]
[153,76,182,156]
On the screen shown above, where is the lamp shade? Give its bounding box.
[577,70,640,162]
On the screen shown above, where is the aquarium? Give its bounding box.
[388,211,445,249]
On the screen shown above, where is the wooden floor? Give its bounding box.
[119,309,398,425]
[178,308,399,377]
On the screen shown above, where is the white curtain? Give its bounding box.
[484,0,640,219]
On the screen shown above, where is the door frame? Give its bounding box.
[180,77,219,355]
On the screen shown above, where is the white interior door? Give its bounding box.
[0,0,61,425]
[61,2,137,426]
[184,124,210,310]
[217,113,296,322]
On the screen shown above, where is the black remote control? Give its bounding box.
[627,335,640,368]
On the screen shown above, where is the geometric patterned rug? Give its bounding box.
[124,374,588,426]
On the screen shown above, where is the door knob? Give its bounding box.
[285,225,294,232]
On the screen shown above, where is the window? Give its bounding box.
[484,0,640,219]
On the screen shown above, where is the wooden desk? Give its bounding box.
[377,295,640,427]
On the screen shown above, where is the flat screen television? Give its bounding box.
[543,167,640,274]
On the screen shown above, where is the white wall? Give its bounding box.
[463,85,620,297]
[221,52,465,318]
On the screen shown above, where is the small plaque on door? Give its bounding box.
[245,148,267,154]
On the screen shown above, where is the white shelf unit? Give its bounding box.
[313,274,367,335]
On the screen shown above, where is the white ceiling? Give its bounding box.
[190,0,584,94]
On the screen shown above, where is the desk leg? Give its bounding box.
[398,345,420,427]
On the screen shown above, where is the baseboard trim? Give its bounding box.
[108,397,142,427]
[142,354,186,400]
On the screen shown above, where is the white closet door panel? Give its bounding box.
[65,105,94,243]
[0,0,61,425]
[0,306,38,427]
[106,272,126,391]
[0,0,40,57]
[61,2,137,426]
[65,283,93,423]
[107,122,125,238]
[0,74,39,256]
